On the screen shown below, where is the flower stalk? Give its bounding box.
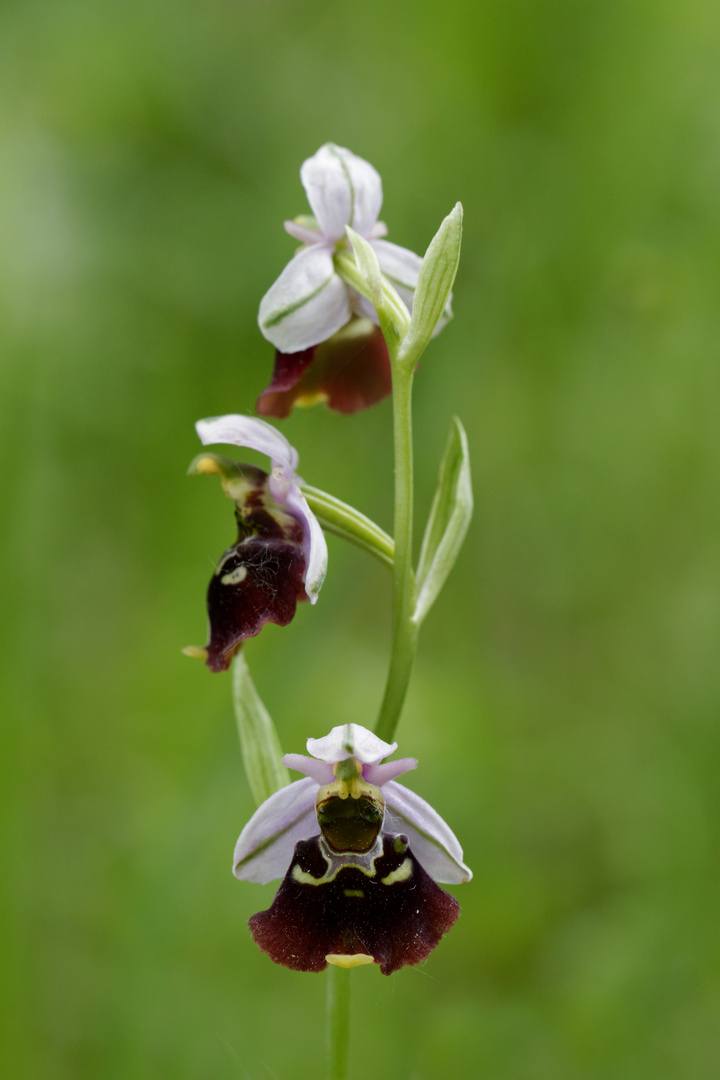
[327,966,351,1080]
[301,484,395,570]
[375,360,418,744]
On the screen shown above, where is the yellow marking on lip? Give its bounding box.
[381,858,412,886]
[325,953,375,969]
[296,390,329,408]
[220,565,248,586]
[292,865,323,886]
[343,889,365,898]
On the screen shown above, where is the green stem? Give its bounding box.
[326,966,351,1080]
[337,242,420,740]
[375,364,419,743]
[301,485,395,570]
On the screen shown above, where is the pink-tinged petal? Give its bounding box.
[364,758,418,786]
[382,781,472,884]
[300,144,383,242]
[196,414,299,475]
[233,777,319,884]
[283,219,324,245]
[307,724,397,766]
[268,467,292,504]
[257,321,392,419]
[258,246,350,352]
[282,754,334,785]
[285,485,328,602]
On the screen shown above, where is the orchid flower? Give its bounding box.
[235,723,471,974]
[186,415,327,672]
[256,143,453,418]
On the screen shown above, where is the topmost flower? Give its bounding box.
[256,144,452,418]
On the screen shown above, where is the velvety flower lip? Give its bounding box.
[249,833,460,975]
[256,320,392,419]
[233,723,471,885]
[196,414,327,601]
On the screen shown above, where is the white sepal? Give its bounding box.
[196,414,299,474]
[300,144,383,241]
[233,777,318,884]
[258,245,350,352]
[383,780,472,884]
[285,486,328,602]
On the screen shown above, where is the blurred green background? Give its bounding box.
[2,0,719,1076]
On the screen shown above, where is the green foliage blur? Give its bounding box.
[2,0,719,1076]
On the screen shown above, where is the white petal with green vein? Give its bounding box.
[258,245,350,351]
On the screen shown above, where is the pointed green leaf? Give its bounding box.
[398,202,462,368]
[232,654,290,805]
[339,232,410,343]
[413,416,473,625]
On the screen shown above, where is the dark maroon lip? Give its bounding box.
[249,834,460,975]
[257,323,392,418]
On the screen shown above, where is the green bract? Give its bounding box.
[343,226,411,346]
[233,654,290,806]
[398,202,463,369]
[414,416,473,626]
[301,485,395,571]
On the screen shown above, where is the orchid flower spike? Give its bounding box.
[186,415,327,672]
[256,143,452,418]
[234,723,471,975]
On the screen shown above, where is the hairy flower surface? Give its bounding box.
[189,415,327,672]
[235,724,470,974]
[256,143,451,417]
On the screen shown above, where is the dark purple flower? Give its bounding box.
[188,416,327,672]
[234,724,471,974]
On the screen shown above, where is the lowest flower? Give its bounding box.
[234,723,471,974]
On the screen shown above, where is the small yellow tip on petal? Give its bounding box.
[182,645,209,660]
[193,455,223,476]
[325,953,376,969]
